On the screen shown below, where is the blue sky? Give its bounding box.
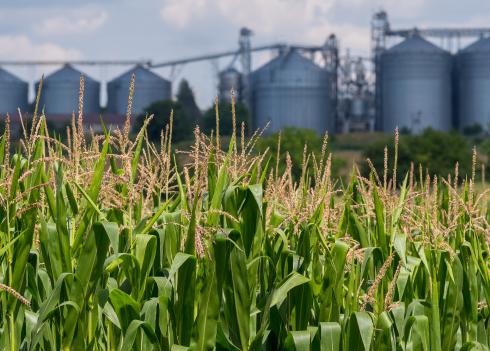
[1,0,490,107]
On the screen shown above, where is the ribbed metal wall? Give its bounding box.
[36,64,100,115]
[457,37,490,130]
[0,67,28,115]
[219,67,242,103]
[252,50,333,134]
[381,34,452,133]
[107,65,171,115]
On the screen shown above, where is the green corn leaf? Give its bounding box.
[319,322,341,351]
[109,288,140,333]
[346,312,374,351]
[404,315,430,351]
[284,330,311,351]
[271,272,310,308]
[121,320,159,351]
[191,257,219,351]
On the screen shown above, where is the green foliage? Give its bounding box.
[200,101,250,136]
[133,99,193,142]
[1,113,490,351]
[362,128,473,180]
[177,79,202,120]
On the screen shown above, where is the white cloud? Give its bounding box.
[159,0,380,55]
[161,0,334,32]
[160,0,208,29]
[37,10,108,35]
[0,35,82,61]
[343,0,425,17]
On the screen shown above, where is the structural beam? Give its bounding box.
[0,60,151,66]
[386,28,490,38]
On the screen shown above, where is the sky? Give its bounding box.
[1,0,490,108]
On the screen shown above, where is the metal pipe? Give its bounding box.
[150,44,287,68]
[386,28,490,38]
[0,60,151,66]
[0,45,327,69]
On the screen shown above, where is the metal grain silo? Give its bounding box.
[457,37,490,131]
[36,64,100,115]
[252,50,333,134]
[0,67,28,115]
[107,65,171,115]
[381,34,452,133]
[219,67,242,103]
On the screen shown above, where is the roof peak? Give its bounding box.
[253,49,323,73]
[0,67,26,83]
[461,36,490,53]
[43,65,97,83]
[387,35,447,54]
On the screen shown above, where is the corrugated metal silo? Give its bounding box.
[107,65,171,115]
[219,67,242,103]
[381,34,452,133]
[252,50,333,134]
[36,64,100,115]
[457,37,490,131]
[0,67,28,115]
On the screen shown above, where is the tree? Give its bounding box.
[462,123,484,136]
[362,128,473,182]
[133,100,194,143]
[200,101,250,136]
[176,79,201,121]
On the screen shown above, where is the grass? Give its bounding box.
[0,78,490,350]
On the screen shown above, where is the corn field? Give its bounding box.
[1,84,490,350]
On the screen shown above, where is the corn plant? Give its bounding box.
[0,80,490,350]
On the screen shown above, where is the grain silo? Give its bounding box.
[36,64,100,115]
[252,50,333,134]
[106,65,171,116]
[381,34,452,133]
[456,37,490,131]
[219,67,242,103]
[0,67,28,115]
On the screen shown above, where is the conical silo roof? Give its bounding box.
[42,64,97,83]
[107,65,172,115]
[387,34,447,54]
[254,50,324,75]
[110,65,169,84]
[461,36,490,53]
[0,67,26,83]
[36,64,100,115]
[253,50,327,88]
[0,67,28,114]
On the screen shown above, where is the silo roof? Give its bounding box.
[43,64,97,83]
[110,65,169,84]
[387,34,447,54]
[461,37,490,53]
[0,67,26,83]
[254,50,323,74]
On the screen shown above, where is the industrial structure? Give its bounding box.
[1,13,490,135]
[252,50,334,134]
[372,10,490,133]
[36,64,100,116]
[380,34,452,133]
[218,67,242,103]
[106,65,171,116]
[456,37,490,131]
[0,67,28,115]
